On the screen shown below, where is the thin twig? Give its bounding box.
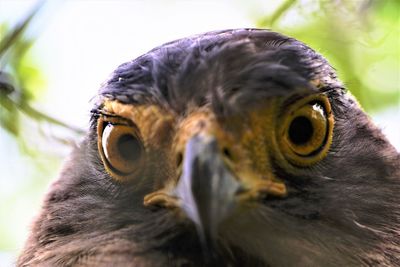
[258,0,297,28]
[1,92,85,135]
[17,99,86,135]
[0,0,45,58]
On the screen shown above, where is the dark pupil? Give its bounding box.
[117,134,141,162]
[288,116,313,145]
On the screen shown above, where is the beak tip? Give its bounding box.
[175,134,240,244]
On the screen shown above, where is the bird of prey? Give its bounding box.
[18,29,400,267]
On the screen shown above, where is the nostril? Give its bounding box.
[235,185,247,195]
[222,147,233,160]
[176,152,183,168]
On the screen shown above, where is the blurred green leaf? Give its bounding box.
[258,0,297,27]
[0,93,19,135]
[0,1,84,154]
[256,0,400,113]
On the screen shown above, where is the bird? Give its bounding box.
[18,29,400,267]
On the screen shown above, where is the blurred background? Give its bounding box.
[0,0,399,265]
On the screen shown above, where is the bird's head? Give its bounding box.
[19,29,400,267]
[96,81,332,241]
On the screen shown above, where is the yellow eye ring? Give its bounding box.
[277,94,334,167]
[97,117,144,180]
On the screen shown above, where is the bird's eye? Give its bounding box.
[278,94,334,166]
[97,119,143,179]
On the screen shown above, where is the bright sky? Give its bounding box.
[2,0,259,130]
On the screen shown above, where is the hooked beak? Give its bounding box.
[143,131,287,247]
[175,134,241,245]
